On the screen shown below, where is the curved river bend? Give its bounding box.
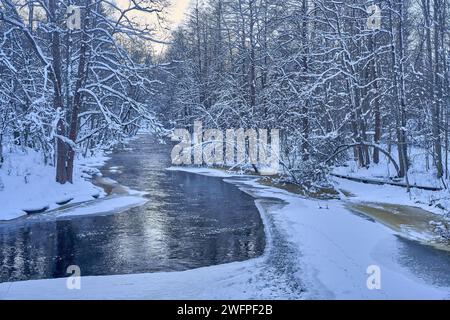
[0,135,265,283]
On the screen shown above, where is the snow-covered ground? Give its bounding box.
[0,139,148,221]
[0,146,108,220]
[333,146,443,186]
[331,174,446,215]
[1,167,449,300]
[332,147,450,216]
[0,258,283,300]
[55,195,148,218]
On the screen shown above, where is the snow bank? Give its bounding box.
[229,176,450,299]
[166,166,233,178]
[331,153,450,216]
[332,146,443,188]
[0,147,108,220]
[56,195,148,218]
[262,190,450,299]
[0,258,273,300]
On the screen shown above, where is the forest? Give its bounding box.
[1,0,449,189]
[160,0,450,189]
[1,0,450,301]
[0,0,165,186]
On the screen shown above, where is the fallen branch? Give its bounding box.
[330,173,442,191]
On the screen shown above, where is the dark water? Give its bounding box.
[0,135,265,283]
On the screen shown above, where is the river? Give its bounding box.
[0,135,265,283]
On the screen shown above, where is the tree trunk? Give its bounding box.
[49,0,68,184]
[0,134,3,168]
[369,33,381,164]
[66,1,91,183]
[433,0,443,178]
[301,0,310,161]
[389,0,409,178]
[248,0,256,108]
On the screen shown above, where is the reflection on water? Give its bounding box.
[396,237,450,287]
[0,135,265,283]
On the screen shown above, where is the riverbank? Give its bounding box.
[331,154,450,217]
[0,146,107,220]
[2,166,450,299]
[0,136,149,221]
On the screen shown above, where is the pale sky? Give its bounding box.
[169,0,191,26]
[116,0,191,54]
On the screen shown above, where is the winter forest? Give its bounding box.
[162,0,450,185]
[1,0,450,300]
[0,0,165,185]
[1,0,449,188]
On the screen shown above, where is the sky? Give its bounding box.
[169,0,191,27]
[116,0,191,54]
